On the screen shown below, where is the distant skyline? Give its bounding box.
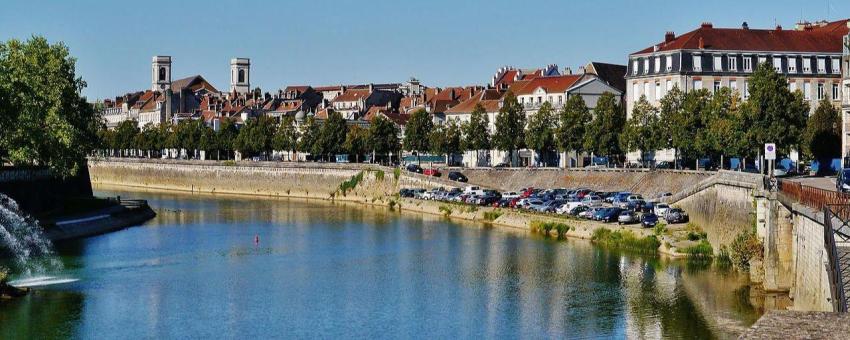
[2,0,848,100]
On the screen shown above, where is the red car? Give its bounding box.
[424,169,442,177]
[520,187,535,198]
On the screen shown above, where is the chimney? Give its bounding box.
[665,31,675,43]
[700,22,713,29]
[775,25,782,31]
[368,83,374,92]
[564,67,572,75]
[578,66,586,74]
[698,37,705,49]
[742,22,749,30]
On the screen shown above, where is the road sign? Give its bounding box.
[765,143,776,160]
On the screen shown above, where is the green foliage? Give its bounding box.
[344,124,369,162]
[272,115,299,156]
[388,199,397,210]
[529,220,572,239]
[556,95,591,153]
[234,115,277,157]
[337,171,364,196]
[701,87,746,161]
[653,223,667,237]
[222,160,236,166]
[216,118,239,158]
[583,92,625,159]
[403,108,433,158]
[0,36,102,177]
[430,119,463,162]
[685,223,707,241]
[483,210,503,221]
[439,205,453,216]
[493,92,526,163]
[804,98,840,173]
[0,266,8,283]
[524,101,557,165]
[462,103,491,151]
[393,167,400,181]
[368,116,401,161]
[591,228,661,253]
[317,111,348,159]
[716,246,733,267]
[620,96,660,162]
[297,116,320,154]
[684,240,713,257]
[374,169,384,181]
[729,230,763,271]
[740,62,808,157]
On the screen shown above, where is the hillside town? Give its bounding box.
[99,19,850,172]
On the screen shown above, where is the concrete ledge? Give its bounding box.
[739,310,850,339]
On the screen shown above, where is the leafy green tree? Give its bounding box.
[344,124,369,163]
[403,109,433,164]
[235,116,276,159]
[272,116,299,161]
[298,116,321,159]
[432,119,462,165]
[525,101,557,166]
[198,124,216,159]
[556,95,592,162]
[493,92,526,166]
[0,36,102,176]
[673,89,711,164]
[462,103,491,166]
[368,115,401,164]
[805,98,841,174]
[620,96,660,164]
[317,111,348,161]
[216,118,238,159]
[740,62,808,158]
[115,120,140,157]
[657,85,686,163]
[583,92,625,163]
[702,87,746,167]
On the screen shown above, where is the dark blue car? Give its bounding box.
[642,213,659,228]
[600,207,623,223]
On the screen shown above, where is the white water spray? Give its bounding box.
[0,193,63,276]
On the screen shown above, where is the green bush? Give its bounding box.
[388,200,397,211]
[684,240,713,257]
[592,229,661,253]
[729,231,762,271]
[438,205,453,216]
[0,266,8,283]
[375,170,385,181]
[338,171,364,196]
[222,160,236,166]
[716,245,732,267]
[393,168,400,181]
[529,220,571,238]
[483,210,503,221]
[653,223,667,237]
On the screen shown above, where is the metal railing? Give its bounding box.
[823,204,850,313]
[779,180,850,216]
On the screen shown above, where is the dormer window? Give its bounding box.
[728,56,737,71]
[832,58,840,74]
[643,59,649,74]
[693,55,702,72]
[817,58,826,73]
[788,57,797,73]
[743,56,752,72]
[773,57,782,72]
[654,56,661,73]
[632,60,638,75]
[665,55,673,71]
[803,58,812,73]
[713,56,722,71]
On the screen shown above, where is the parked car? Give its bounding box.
[406,163,423,173]
[657,192,673,200]
[581,195,603,207]
[423,168,442,177]
[447,171,467,182]
[493,162,509,168]
[618,210,639,225]
[502,191,520,200]
[665,208,689,223]
[411,188,427,199]
[572,189,592,200]
[525,199,547,211]
[654,203,670,217]
[600,208,624,223]
[569,205,590,217]
[839,169,850,193]
[399,188,414,198]
[641,213,659,228]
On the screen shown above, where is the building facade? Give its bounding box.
[627,20,849,163]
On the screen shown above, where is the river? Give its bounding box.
[0,187,763,339]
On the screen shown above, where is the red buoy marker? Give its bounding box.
[254,234,260,246]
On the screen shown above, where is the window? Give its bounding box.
[238,69,245,83]
[537,96,542,104]
[520,97,525,104]
[714,56,722,71]
[833,83,840,100]
[803,58,812,73]
[654,56,661,73]
[644,82,651,101]
[833,58,841,74]
[743,81,749,99]
[773,57,782,72]
[743,57,753,72]
[728,56,737,71]
[712,81,721,92]
[666,80,673,92]
[548,96,553,103]
[644,59,650,74]
[803,82,811,100]
[666,55,673,71]
[632,60,638,75]
[633,83,640,102]
[788,57,797,73]
[758,56,767,65]
[558,95,563,105]
[818,83,825,100]
[655,82,661,100]
[693,79,702,90]
[730,80,737,91]
[693,55,702,71]
[817,58,826,73]
[158,67,166,81]
[790,82,797,92]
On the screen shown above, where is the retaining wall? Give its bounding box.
[0,165,93,214]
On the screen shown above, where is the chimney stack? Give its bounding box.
[700,22,713,29]
[664,31,675,43]
[742,22,749,30]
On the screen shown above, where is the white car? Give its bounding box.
[626,195,644,203]
[654,203,670,217]
[557,200,583,214]
[502,191,520,200]
[581,195,603,207]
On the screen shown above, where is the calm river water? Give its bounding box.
[0,187,764,339]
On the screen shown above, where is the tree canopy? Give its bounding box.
[403,109,433,161]
[620,96,659,162]
[492,92,526,164]
[740,62,809,157]
[525,101,557,165]
[805,98,841,174]
[556,95,591,154]
[583,92,624,160]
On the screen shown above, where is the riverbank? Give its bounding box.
[41,200,156,242]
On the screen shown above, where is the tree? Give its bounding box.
[403,109,433,164]
[272,116,299,161]
[583,92,625,163]
[0,36,102,177]
[368,116,400,164]
[197,124,216,159]
[672,89,711,164]
[657,85,686,164]
[114,120,140,157]
[216,118,238,159]
[344,124,369,163]
[462,103,491,166]
[137,123,161,158]
[740,62,808,158]
[620,96,659,164]
[316,111,348,161]
[805,98,841,175]
[702,87,746,168]
[492,92,526,166]
[524,101,557,166]
[556,95,592,165]
[298,116,321,159]
[234,116,276,159]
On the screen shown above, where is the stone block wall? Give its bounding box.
[675,184,755,249]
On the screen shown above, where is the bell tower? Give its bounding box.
[230,58,250,94]
[151,56,172,92]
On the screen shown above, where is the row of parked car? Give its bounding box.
[405,164,468,182]
[399,186,688,228]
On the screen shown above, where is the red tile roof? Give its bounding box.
[332,89,371,102]
[634,20,849,55]
[445,89,504,114]
[512,75,584,96]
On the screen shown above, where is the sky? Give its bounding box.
[1,0,849,100]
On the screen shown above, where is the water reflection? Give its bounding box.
[0,186,761,339]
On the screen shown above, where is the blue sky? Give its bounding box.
[2,0,848,100]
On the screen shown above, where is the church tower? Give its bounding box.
[230,58,250,94]
[151,56,172,92]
